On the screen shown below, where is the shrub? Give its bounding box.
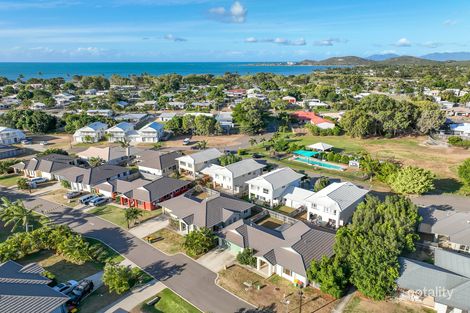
[237,248,256,267]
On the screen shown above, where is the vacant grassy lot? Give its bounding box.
[17,250,101,283]
[344,294,435,313]
[218,265,336,313]
[41,188,79,206]
[149,228,185,256]
[79,285,125,313]
[0,174,20,187]
[140,288,201,313]
[88,205,162,229]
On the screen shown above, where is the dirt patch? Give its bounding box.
[164,134,250,149]
[218,265,336,313]
[344,294,434,313]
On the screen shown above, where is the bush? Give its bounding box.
[60,180,71,189]
[237,248,256,267]
[183,227,216,257]
[103,263,132,294]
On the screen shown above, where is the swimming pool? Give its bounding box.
[294,157,345,171]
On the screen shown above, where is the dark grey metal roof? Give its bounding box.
[137,150,182,170]
[0,261,69,313]
[124,177,191,203]
[54,164,129,186]
[435,248,470,279]
[19,154,76,173]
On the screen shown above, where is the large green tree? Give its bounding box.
[232,98,270,134]
[389,166,435,195]
[458,158,470,186]
[183,227,216,257]
[103,263,132,294]
[0,198,38,232]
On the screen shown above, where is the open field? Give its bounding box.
[88,205,162,229]
[344,294,435,313]
[218,265,336,313]
[140,288,201,313]
[17,250,101,283]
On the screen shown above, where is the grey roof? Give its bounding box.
[137,150,182,170]
[160,190,254,229]
[94,178,150,193]
[418,208,470,246]
[246,167,304,190]
[221,220,335,277]
[53,164,129,186]
[0,261,69,313]
[224,159,266,177]
[14,154,76,173]
[305,182,369,212]
[124,176,191,203]
[176,148,223,164]
[397,257,470,311]
[435,248,470,279]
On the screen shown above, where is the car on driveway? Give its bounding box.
[64,191,81,199]
[90,196,107,206]
[79,194,98,205]
[30,177,48,184]
[53,280,78,295]
[68,279,94,304]
[183,138,191,145]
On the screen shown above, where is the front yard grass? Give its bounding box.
[79,285,124,313]
[218,265,336,313]
[88,205,162,229]
[16,250,102,283]
[344,294,435,313]
[140,288,201,313]
[273,205,296,215]
[0,174,20,187]
[41,188,79,206]
[149,228,186,256]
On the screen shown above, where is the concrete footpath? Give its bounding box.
[101,280,165,313]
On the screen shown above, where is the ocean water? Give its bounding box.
[0,62,336,80]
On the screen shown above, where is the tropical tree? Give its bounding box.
[249,138,257,147]
[124,207,143,229]
[314,177,330,192]
[102,262,132,294]
[458,158,470,186]
[88,157,105,168]
[232,98,270,134]
[183,227,216,257]
[83,135,93,143]
[307,255,348,298]
[389,166,435,195]
[196,140,207,150]
[117,138,131,157]
[0,198,38,232]
[219,153,242,166]
[236,248,256,267]
[16,177,30,192]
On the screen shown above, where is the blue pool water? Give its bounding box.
[0,62,342,80]
[294,157,344,171]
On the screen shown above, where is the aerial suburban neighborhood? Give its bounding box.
[1,1,470,313]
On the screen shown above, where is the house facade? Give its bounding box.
[73,122,108,143]
[201,159,265,195]
[106,122,134,142]
[176,148,223,178]
[246,167,304,207]
[136,150,181,178]
[0,126,25,145]
[12,154,77,180]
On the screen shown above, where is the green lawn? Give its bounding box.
[142,288,201,313]
[79,285,125,313]
[150,228,186,256]
[0,174,20,187]
[86,237,125,264]
[88,205,162,229]
[16,250,102,283]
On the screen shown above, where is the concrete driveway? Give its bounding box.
[128,215,169,239]
[0,189,254,313]
[198,247,236,273]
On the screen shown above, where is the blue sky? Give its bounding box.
[0,0,469,62]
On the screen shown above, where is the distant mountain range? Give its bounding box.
[297,52,470,66]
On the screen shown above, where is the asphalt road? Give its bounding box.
[0,188,254,313]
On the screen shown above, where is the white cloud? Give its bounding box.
[208,1,247,23]
[420,41,443,49]
[313,38,348,46]
[394,38,412,47]
[245,37,306,46]
[443,19,457,26]
[164,34,187,42]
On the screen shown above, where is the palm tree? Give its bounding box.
[0,197,38,232]
[88,157,105,168]
[249,138,257,147]
[118,138,132,159]
[197,140,207,150]
[124,207,144,229]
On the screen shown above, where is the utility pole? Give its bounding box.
[298,288,303,313]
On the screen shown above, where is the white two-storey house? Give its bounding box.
[73,122,108,143]
[106,122,134,142]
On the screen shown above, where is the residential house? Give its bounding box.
[418,208,470,254]
[0,127,25,145]
[156,112,177,122]
[12,154,77,180]
[96,176,191,210]
[176,148,223,177]
[215,112,235,130]
[86,109,113,117]
[31,102,47,110]
[135,150,182,178]
[0,145,24,159]
[448,123,470,138]
[128,121,164,143]
[303,182,368,228]
[282,96,297,104]
[246,167,304,207]
[106,122,134,142]
[161,188,254,233]
[302,99,329,108]
[114,113,149,124]
[0,261,69,313]
[220,220,335,285]
[167,101,186,110]
[201,159,266,195]
[54,164,130,192]
[78,146,142,165]
[291,111,335,130]
[73,122,108,143]
[397,249,470,313]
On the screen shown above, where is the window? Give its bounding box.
[283,268,292,276]
[263,188,269,194]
